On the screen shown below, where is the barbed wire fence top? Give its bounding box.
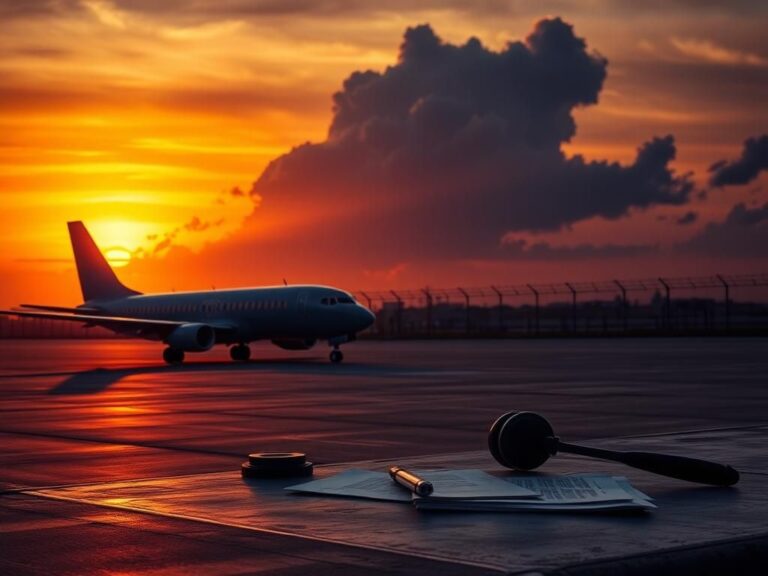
[354,273,768,310]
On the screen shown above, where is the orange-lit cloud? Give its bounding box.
[0,1,766,305]
[671,37,767,67]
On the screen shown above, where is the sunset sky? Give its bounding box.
[1,0,767,306]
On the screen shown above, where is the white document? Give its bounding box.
[413,499,656,512]
[504,473,645,503]
[414,474,655,512]
[286,468,538,502]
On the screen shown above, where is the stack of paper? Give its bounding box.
[286,469,655,512]
[413,473,655,512]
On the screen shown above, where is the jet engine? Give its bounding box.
[166,323,215,351]
[271,338,317,350]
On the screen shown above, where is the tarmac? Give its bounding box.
[1,338,767,574]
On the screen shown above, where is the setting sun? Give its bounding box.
[103,246,132,268]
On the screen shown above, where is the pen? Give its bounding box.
[389,466,434,496]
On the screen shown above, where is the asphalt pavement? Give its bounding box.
[1,338,766,574]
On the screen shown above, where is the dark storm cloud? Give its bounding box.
[502,238,657,260]
[676,211,698,225]
[250,19,693,261]
[709,135,768,187]
[679,202,768,257]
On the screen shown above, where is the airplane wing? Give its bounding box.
[0,309,237,339]
[19,303,102,314]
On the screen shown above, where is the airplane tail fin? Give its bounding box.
[67,221,141,302]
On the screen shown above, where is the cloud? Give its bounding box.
[12,46,73,58]
[671,37,767,67]
[709,135,768,187]
[248,19,693,263]
[151,215,224,253]
[501,237,657,260]
[679,202,768,257]
[64,0,768,24]
[0,0,80,20]
[183,216,211,232]
[675,211,698,225]
[81,0,127,29]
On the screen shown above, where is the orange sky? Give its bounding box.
[1,1,767,306]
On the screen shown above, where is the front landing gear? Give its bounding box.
[230,344,251,362]
[330,348,344,363]
[163,347,185,365]
[328,335,351,364]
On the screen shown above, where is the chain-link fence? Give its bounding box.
[354,273,768,338]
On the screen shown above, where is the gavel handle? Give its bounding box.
[556,440,739,486]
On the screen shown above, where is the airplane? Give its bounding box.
[0,222,376,365]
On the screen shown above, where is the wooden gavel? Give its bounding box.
[488,411,739,486]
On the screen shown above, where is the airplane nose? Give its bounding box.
[356,305,376,331]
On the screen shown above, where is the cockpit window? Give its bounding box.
[321,295,354,305]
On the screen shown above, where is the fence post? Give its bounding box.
[458,287,470,336]
[359,291,372,311]
[390,290,403,337]
[614,280,627,332]
[527,284,540,334]
[491,286,503,334]
[421,288,433,336]
[659,278,671,330]
[565,282,577,333]
[716,274,730,330]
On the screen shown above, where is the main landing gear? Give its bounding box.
[163,347,185,365]
[230,343,251,362]
[330,347,344,364]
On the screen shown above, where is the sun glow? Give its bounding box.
[103,247,132,268]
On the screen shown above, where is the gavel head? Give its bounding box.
[488,411,556,470]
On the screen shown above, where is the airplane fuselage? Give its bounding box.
[1,222,375,364]
[88,285,374,344]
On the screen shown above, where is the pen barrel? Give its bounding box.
[389,467,434,496]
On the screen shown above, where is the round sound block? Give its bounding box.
[248,452,306,470]
[241,461,314,479]
[488,411,555,471]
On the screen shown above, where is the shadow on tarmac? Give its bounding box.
[45,358,421,395]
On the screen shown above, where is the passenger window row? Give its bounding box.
[117,300,290,316]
